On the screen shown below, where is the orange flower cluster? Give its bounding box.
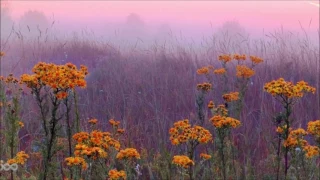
[208,101,215,109]
[88,118,98,125]
[20,62,88,99]
[210,104,228,117]
[18,121,24,128]
[307,120,320,138]
[222,92,239,102]
[1,74,19,84]
[7,151,30,165]
[303,145,320,158]
[200,153,211,160]
[197,66,213,75]
[65,157,88,170]
[169,119,213,145]
[197,82,212,92]
[210,115,241,129]
[109,119,121,127]
[0,51,5,57]
[264,78,316,98]
[116,148,141,160]
[213,68,226,75]
[250,55,263,64]
[72,130,120,160]
[108,169,127,180]
[236,65,255,78]
[283,128,308,148]
[233,54,246,61]
[218,54,232,63]
[276,125,291,134]
[172,155,194,168]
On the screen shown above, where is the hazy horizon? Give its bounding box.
[1,1,319,47]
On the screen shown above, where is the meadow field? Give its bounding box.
[0,5,320,179]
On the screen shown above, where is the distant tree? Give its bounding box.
[125,13,145,28]
[19,10,49,37]
[122,13,146,43]
[1,0,15,39]
[216,20,248,39]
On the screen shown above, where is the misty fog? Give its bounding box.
[1,1,319,52]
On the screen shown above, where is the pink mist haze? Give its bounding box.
[2,1,319,44]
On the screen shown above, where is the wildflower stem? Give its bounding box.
[64,96,73,179]
[73,91,80,133]
[276,133,282,180]
[218,129,227,180]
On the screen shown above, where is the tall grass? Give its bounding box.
[0,24,319,179]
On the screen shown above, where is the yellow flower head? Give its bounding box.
[200,153,212,160]
[210,115,241,129]
[250,55,263,64]
[303,145,320,158]
[283,128,308,149]
[236,65,255,78]
[88,118,98,125]
[208,101,215,109]
[233,54,246,61]
[18,121,24,128]
[116,148,140,160]
[264,78,316,99]
[213,68,226,75]
[8,151,30,165]
[169,119,213,145]
[222,92,239,102]
[65,157,88,170]
[172,155,194,168]
[197,82,212,92]
[108,169,127,180]
[197,66,213,75]
[218,54,232,63]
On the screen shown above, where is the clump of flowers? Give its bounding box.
[222,92,239,102]
[208,101,215,109]
[197,66,214,75]
[213,68,226,75]
[264,78,316,179]
[200,153,212,160]
[7,151,30,165]
[283,128,308,149]
[172,155,195,168]
[218,54,232,63]
[169,119,213,145]
[65,157,88,170]
[197,82,212,92]
[233,54,246,61]
[303,145,320,158]
[72,130,120,159]
[116,148,141,160]
[20,62,88,99]
[250,55,263,64]
[108,169,127,180]
[307,120,320,142]
[169,119,212,179]
[18,121,24,128]
[109,119,121,127]
[236,65,255,78]
[305,120,320,159]
[264,78,316,98]
[0,51,5,57]
[210,115,241,129]
[88,118,98,125]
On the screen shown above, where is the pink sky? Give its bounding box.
[5,1,320,37]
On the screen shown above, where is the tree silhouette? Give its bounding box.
[19,10,49,37]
